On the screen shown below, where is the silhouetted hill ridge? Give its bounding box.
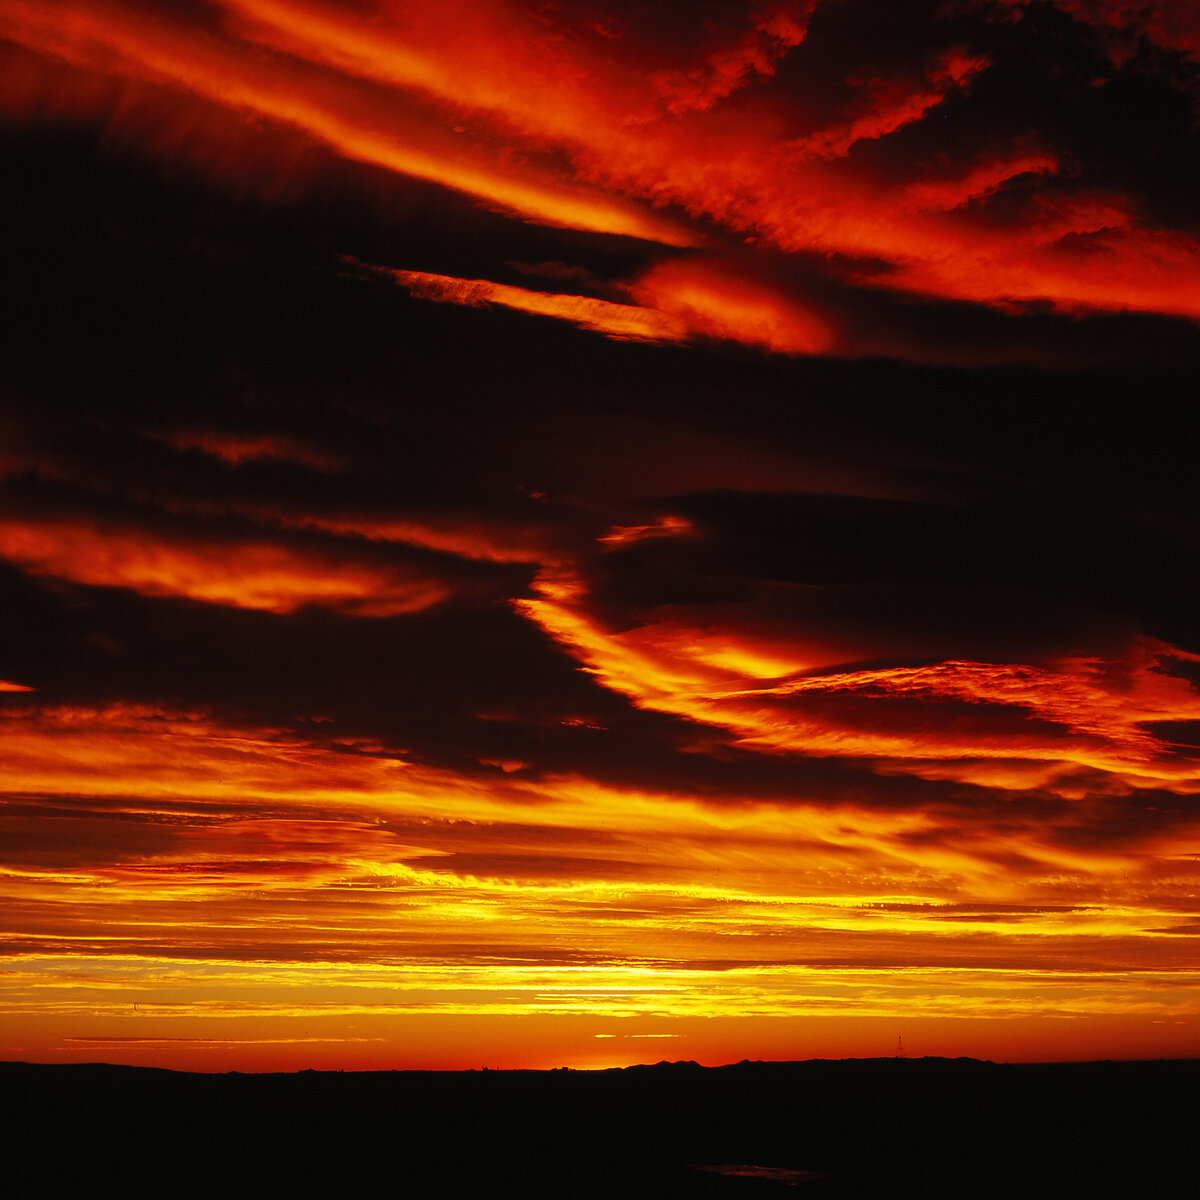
[5,1057,1198,1198]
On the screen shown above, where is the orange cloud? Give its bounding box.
[5,0,1199,329]
[365,257,836,355]
[160,431,346,472]
[5,687,1200,1069]
[902,150,1060,213]
[277,511,557,566]
[0,0,693,245]
[650,1,818,114]
[222,0,1200,322]
[0,513,454,615]
[790,48,990,161]
[371,264,689,345]
[879,202,1200,322]
[517,565,1200,793]
[627,258,836,354]
[0,700,1191,921]
[598,515,694,548]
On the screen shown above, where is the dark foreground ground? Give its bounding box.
[3,1057,1197,1198]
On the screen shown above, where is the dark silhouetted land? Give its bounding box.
[4,1056,1197,1197]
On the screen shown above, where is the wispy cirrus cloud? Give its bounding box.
[4,0,1200,342]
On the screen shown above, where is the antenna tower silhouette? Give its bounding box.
[896,1035,905,1059]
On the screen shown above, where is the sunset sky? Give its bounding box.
[3,0,1200,1072]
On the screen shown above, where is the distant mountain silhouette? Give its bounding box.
[5,1057,1197,1197]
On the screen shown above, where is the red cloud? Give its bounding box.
[4,0,1198,331]
[364,256,836,355]
[0,513,454,616]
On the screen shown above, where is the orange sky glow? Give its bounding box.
[2,0,1200,1072]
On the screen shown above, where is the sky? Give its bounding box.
[2,0,1200,1072]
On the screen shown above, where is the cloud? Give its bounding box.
[0,0,694,245]
[6,0,1200,334]
[649,1,819,114]
[0,509,491,616]
[61,1035,385,1044]
[984,0,1200,67]
[361,262,691,346]
[360,255,835,355]
[156,430,347,472]
[626,258,836,354]
[790,46,991,161]
[520,562,1200,788]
